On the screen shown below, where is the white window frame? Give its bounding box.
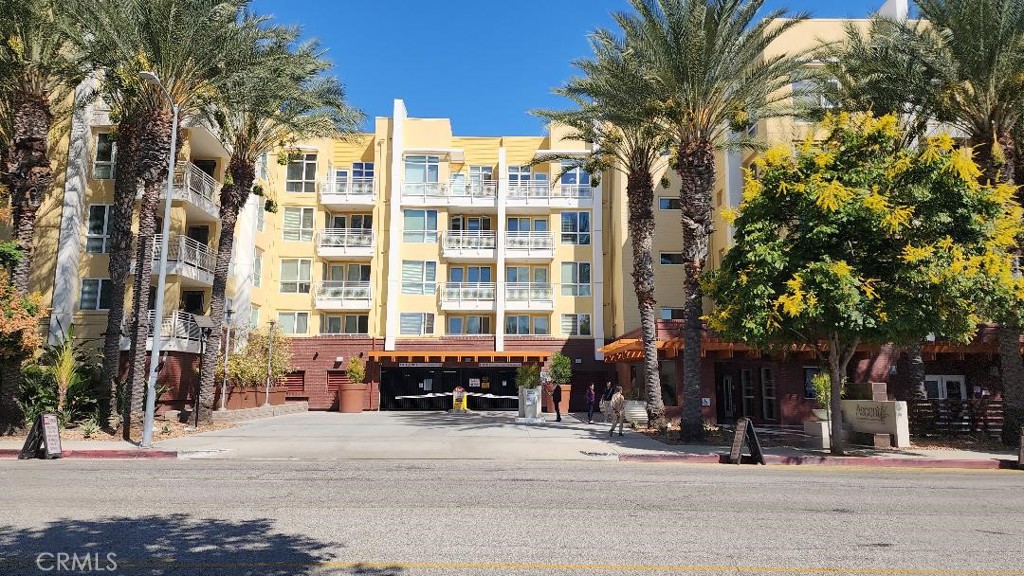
[252,248,263,288]
[658,197,680,210]
[761,367,778,421]
[85,204,112,254]
[277,311,309,334]
[324,314,369,335]
[561,313,592,336]
[79,278,112,311]
[508,165,532,183]
[250,305,260,327]
[561,262,592,296]
[282,207,315,242]
[400,312,435,335]
[660,252,684,265]
[285,152,318,193]
[924,374,968,400]
[279,258,312,294]
[560,211,591,245]
[533,316,550,335]
[256,204,265,232]
[401,260,437,295]
[506,314,531,335]
[403,209,438,243]
[93,133,116,180]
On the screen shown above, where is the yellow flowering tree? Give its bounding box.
[707,114,1024,454]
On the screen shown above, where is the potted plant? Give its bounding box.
[811,371,843,421]
[339,356,367,413]
[546,352,573,415]
[516,363,543,422]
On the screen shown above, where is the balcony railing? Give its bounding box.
[443,230,496,250]
[505,231,554,251]
[320,176,376,203]
[314,281,372,302]
[505,282,553,304]
[451,179,498,198]
[124,310,203,343]
[152,234,215,273]
[316,228,374,249]
[440,282,497,306]
[170,162,221,210]
[507,181,593,200]
[401,179,498,202]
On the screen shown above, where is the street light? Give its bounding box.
[265,320,277,407]
[139,70,179,449]
[219,308,233,411]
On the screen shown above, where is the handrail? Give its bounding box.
[153,234,215,272]
[442,230,496,249]
[172,161,221,206]
[505,231,554,250]
[314,280,372,300]
[506,181,592,199]
[505,282,554,303]
[439,282,497,304]
[402,179,498,199]
[316,228,374,248]
[125,310,202,342]
[322,176,376,198]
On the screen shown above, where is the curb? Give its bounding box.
[0,449,178,460]
[618,452,1020,470]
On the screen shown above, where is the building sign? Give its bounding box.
[525,389,539,406]
[840,400,910,448]
[479,362,522,368]
[18,413,62,460]
[399,362,442,368]
[468,378,481,388]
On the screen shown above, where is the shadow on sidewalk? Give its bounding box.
[0,514,403,575]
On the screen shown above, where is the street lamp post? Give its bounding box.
[265,320,276,406]
[139,71,178,449]
[219,308,233,411]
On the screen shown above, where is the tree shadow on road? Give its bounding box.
[0,513,404,575]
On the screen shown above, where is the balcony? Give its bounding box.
[439,282,497,311]
[313,281,372,311]
[315,229,375,260]
[442,230,496,261]
[152,234,214,287]
[505,283,554,311]
[320,177,376,209]
[120,310,205,353]
[163,162,221,222]
[504,231,554,261]
[506,181,593,211]
[401,179,498,210]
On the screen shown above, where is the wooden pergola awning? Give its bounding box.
[367,350,552,363]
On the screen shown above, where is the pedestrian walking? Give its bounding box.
[609,386,625,437]
[600,380,615,422]
[585,383,596,424]
[551,383,562,422]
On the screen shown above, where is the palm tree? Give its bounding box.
[0,0,82,432]
[534,29,673,428]
[828,0,1024,445]
[194,33,363,423]
[66,0,271,435]
[618,0,808,439]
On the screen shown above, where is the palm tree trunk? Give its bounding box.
[908,341,926,400]
[124,109,175,436]
[102,117,140,428]
[626,170,665,428]
[676,140,715,441]
[198,155,255,423]
[0,90,53,433]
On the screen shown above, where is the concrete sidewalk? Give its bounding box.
[0,439,177,459]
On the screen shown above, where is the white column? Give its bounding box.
[384,99,407,350]
[495,147,507,352]
[591,177,605,361]
[49,77,97,343]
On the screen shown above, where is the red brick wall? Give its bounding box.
[285,336,383,410]
[121,351,200,416]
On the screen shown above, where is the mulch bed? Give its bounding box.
[5,419,236,442]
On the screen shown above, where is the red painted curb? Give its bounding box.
[0,449,178,459]
[620,451,1019,470]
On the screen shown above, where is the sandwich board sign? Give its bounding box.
[727,417,764,465]
[19,413,63,460]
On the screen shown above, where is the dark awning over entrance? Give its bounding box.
[367,350,552,364]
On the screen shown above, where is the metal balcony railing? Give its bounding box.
[316,228,374,249]
[506,181,592,199]
[321,176,376,201]
[505,283,553,304]
[504,231,554,251]
[152,234,215,272]
[443,230,496,250]
[439,282,497,305]
[314,281,372,302]
[450,179,498,198]
[402,179,498,201]
[170,162,221,208]
[125,310,203,342]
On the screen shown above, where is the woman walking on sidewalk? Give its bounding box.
[585,383,596,424]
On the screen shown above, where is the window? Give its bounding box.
[282,207,314,242]
[508,166,531,184]
[741,369,755,417]
[761,367,778,420]
[469,165,493,183]
[256,204,265,232]
[324,314,369,334]
[352,162,374,180]
[506,315,530,335]
[561,313,592,336]
[93,133,116,180]
[280,259,311,293]
[660,307,684,320]
[250,305,260,327]
[561,262,592,296]
[660,252,684,265]
[404,155,440,183]
[448,266,492,283]
[659,197,680,210]
[400,312,435,335]
[924,375,967,400]
[448,315,491,335]
[401,260,437,295]
[252,249,263,287]
[330,213,372,229]
[285,153,317,193]
[79,278,112,310]
[507,217,548,232]
[792,79,838,114]
[278,311,309,334]
[327,263,371,282]
[403,209,438,243]
[560,211,591,245]
[533,316,550,335]
[804,367,821,400]
[85,205,112,253]
[449,215,491,232]
[560,159,591,187]
[257,153,268,181]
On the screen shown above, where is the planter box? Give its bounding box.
[339,382,367,413]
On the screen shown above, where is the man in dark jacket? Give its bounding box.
[551,383,562,422]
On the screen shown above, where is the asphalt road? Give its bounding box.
[1,460,1022,576]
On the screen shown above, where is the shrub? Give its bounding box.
[549,352,572,386]
[346,357,365,384]
[516,364,541,389]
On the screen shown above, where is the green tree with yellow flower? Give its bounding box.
[707,113,1024,454]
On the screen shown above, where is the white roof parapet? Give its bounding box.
[878,0,909,20]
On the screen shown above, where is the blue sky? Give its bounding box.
[252,0,891,136]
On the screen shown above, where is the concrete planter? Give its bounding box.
[339,382,367,413]
[518,387,542,420]
[624,400,649,425]
[811,408,830,421]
